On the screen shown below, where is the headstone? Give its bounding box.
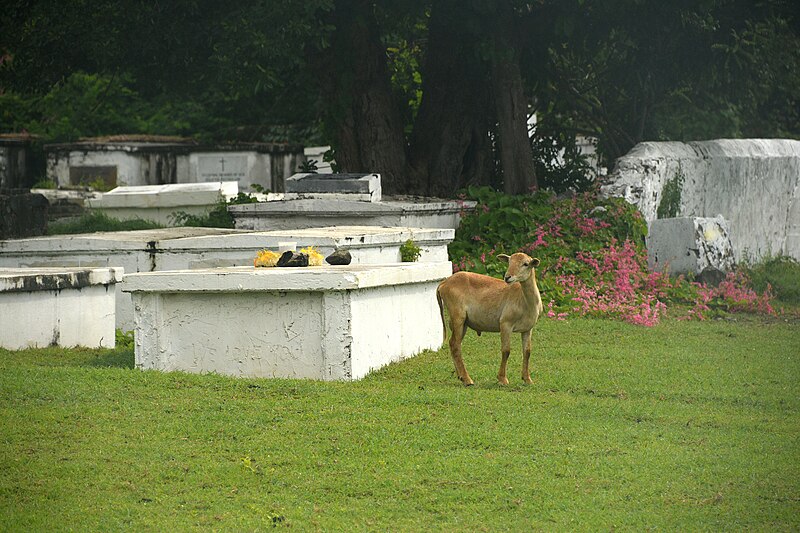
[46,137,305,192]
[284,172,381,202]
[197,154,248,182]
[601,139,800,262]
[647,215,735,277]
[229,197,474,231]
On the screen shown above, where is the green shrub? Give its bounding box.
[115,329,135,350]
[170,202,234,229]
[47,212,163,235]
[741,255,800,305]
[451,187,775,324]
[400,239,421,262]
[451,186,647,277]
[170,193,261,229]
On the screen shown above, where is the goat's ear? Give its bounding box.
[531,257,541,267]
[497,254,510,263]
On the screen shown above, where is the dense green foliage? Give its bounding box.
[1,318,797,530]
[742,255,800,306]
[451,187,647,277]
[0,1,326,144]
[450,188,778,323]
[534,1,800,163]
[2,1,797,193]
[46,212,163,235]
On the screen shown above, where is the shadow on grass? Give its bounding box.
[85,348,135,369]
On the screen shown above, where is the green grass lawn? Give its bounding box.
[1,317,798,531]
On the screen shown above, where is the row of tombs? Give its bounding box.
[0,171,470,381]
[2,138,799,381]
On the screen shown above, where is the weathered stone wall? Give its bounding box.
[600,139,800,261]
[0,191,49,239]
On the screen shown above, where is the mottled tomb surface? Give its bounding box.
[122,262,451,381]
[0,267,122,349]
[601,139,800,262]
[0,226,454,330]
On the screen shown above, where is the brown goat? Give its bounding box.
[436,252,543,386]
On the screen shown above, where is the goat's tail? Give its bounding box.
[436,284,447,344]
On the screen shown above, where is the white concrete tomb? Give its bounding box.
[229,197,473,231]
[85,181,239,226]
[122,262,451,381]
[0,267,121,350]
[0,226,454,331]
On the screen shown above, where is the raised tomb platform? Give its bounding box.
[0,226,454,330]
[85,181,240,226]
[45,136,304,192]
[0,267,121,349]
[122,262,451,381]
[229,172,473,231]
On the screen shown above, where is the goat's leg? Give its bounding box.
[497,325,512,385]
[448,316,474,386]
[521,329,533,384]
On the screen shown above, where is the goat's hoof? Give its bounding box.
[464,382,475,387]
[498,378,509,386]
[522,377,533,385]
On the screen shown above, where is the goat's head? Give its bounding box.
[498,252,540,284]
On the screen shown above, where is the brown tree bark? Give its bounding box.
[492,54,538,194]
[309,0,409,193]
[490,7,538,195]
[408,0,494,196]
[310,0,536,197]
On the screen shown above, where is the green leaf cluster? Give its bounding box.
[451,187,646,269]
[399,239,421,263]
[450,187,648,306]
[46,212,163,235]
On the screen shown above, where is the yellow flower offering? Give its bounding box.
[253,249,280,267]
[299,246,324,266]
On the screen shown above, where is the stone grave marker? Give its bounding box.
[197,154,248,182]
[122,262,451,381]
[647,215,735,281]
[284,172,381,202]
[0,266,122,349]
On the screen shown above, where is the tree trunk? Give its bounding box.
[490,8,538,195]
[408,0,494,196]
[309,0,409,192]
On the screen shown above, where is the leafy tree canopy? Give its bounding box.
[1,0,797,194]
